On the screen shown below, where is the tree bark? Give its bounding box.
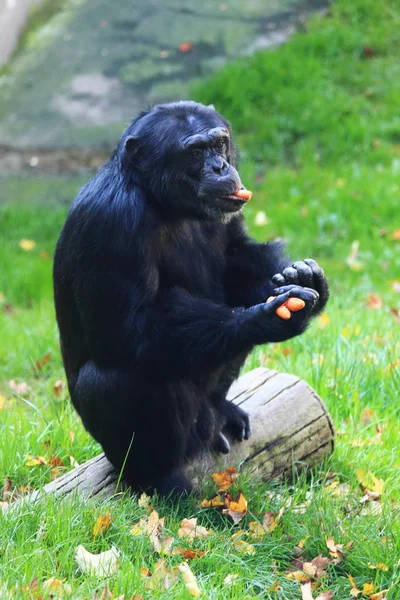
[33,368,335,500]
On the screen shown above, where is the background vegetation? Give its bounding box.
[0,0,399,597]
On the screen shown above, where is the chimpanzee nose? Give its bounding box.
[212,157,228,175]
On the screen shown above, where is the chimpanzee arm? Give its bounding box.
[224,215,291,307]
[75,262,316,379]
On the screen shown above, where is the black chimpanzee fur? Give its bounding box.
[53,101,329,498]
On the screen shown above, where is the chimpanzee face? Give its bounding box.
[123,102,247,222]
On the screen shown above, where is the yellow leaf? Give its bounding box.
[368,563,389,571]
[211,467,238,491]
[26,455,48,466]
[0,292,5,303]
[178,562,201,597]
[43,577,72,597]
[369,473,384,495]
[19,239,36,251]
[224,574,239,586]
[201,495,224,508]
[362,582,374,595]
[0,394,9,410]
[232,538,256,555]
[347,574,361,597]
[93,512,112,538]
[286,571,311,583]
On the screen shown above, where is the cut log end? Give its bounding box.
[39,368,335,500]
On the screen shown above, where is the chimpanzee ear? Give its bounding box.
[207,104,216,111]
[124,135,140,155]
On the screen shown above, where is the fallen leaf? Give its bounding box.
[91,585,112,600]
[0,501,8,513]
[142,558,180,591]
[173,548,205,561]
[224,574,239,586]
[301,582,314,600]
[178,41,193,53]
[200,495,224,508]
[368,562,389,571]
[366,293,383,310]
[138,492,151,508]
[362,582,374,595]
[248,520,267,538]
[302,555,329,580]
[178,518,209,540]
[390,229,400,241]
[267,579,282,592]
[26,455,48,466]
[212,467,238,491]
[360,408,375,426]
[93,512,112,538]
[326,537,344,560]
[232,532,256,555]
[8,380,30,395]
[262,507,284,533]
[75,544,120,577]
[35,352,51,370]
[0,394,10,410]
[222,490,248,524]
[43,577,72,597]
[19,239,36,251]
[178,562,201,597]
[53,379,64,396]
[370,590,388,600]
[348,574,361,597]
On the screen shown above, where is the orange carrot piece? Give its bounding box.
[286,298,305,312]
[235,189,253,201]
[276,305,291,320]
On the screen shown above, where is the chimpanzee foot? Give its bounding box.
[219,399,251,442]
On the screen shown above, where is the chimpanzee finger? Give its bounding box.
[272,273,286,286]
[304,258,329,302]
[273,285,319,305]
[292,261,314,288]
[282,266,300,285]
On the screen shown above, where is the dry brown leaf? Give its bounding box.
[390,229,400,241]
[49,456,65,468]
[302,555,330,580]
[360,408,375,425]
[35,353,51,370]
[9,379,30,396]
[53,380,64,397]
[0,501,9,513]
[248,520,267,538]
[262,507,285,533]
[93,512,112,538]
[267,579,282,592]
[286,571,311,583]
[211,467,238,491]
[326,537,344,560]
[171,548,205,561]
[75,544,120,577]
[91,585,112,600]
[178,518,209,540]
[301,582,314,600]
[178,562,201,597]
[366,293,383,310]
[316,593,334,600]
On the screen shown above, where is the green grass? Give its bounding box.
[0,0,400,597]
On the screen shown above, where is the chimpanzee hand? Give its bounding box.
[242,286,319,344]
[272,259,329,315]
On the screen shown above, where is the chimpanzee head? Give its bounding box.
[121,101,247,222]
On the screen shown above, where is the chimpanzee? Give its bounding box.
[53,101,329,498]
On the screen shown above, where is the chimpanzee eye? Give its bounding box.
[216,140,225,149]
[190,148,202,158]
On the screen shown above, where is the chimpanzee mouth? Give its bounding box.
[217,195,248,212]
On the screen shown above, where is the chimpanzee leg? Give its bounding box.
[72,361,192,496]
[210,351,252,442]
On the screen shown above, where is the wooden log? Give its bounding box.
[33,368,335,500]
